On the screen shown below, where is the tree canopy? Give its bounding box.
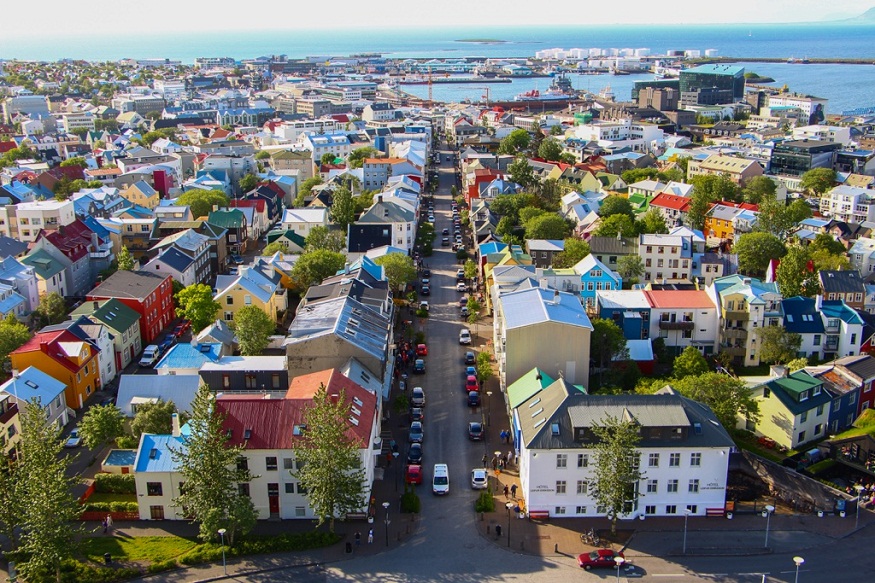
[742,175,777,204]
[374,253,418,293]
[590,415,643,535]
[590,319,628,383]
[233,305,276,356]
[497,129,531,155]
[756,325,802,364]
[775,245,820,298]
[593,214,637,238]
[671,346,710,379]
[131,400,180,438]
[615,255,644,283]
[238,173,258,193]
[329,186,356,231]
[77,404,125,450]
[290,249,347,290]
[635,208,668,235]
[508,156,536,188]
[754,195,811,239]
[117,245,135,271]
[0,314,32,373]
[177,189,230,219]
[175,283,221,332]
[347,147,378,169]
[552,238,591,268]
[800,168,836,196]
[669,372,759,432]
[537,137,563,162]
[598,196,635,220]
[733,232,786,276]
[524,213,570,240]
[305,226,346,253]
[33,292,67,328]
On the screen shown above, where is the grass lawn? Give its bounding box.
[833,409,875,439]
[87,492,137,504]
[82,535,199,564]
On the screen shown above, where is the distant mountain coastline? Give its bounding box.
[454,38,508,44]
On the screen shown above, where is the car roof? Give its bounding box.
[467,375,477,381]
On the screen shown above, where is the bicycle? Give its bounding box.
[580,528,600,547]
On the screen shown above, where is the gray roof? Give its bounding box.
[358,200,415,224]
[518,378,584,448]
[89,270,168,301]
[116,374,201,417]
[285,295,389,361]
[500,288,593,331]
[819,270,864,294]
[0,236,28,259]
[589,236,639,255]
[835,354,875,381]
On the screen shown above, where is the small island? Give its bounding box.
[744,71,775,83]
[455,38,508,44]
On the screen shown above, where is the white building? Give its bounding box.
[643,290,719,356]
[515,387,733,519]
[280,207,329,239]
[791,125,852,146]
[12,199,76,243]
[766,94,828,120]
[571,120,664,154]
[638,233,700,283]
[819,185,875,224]
[849,237,875,276]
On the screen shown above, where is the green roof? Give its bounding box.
[72,298,140,333]
[207,208,245,229]
[22,249,65,279]
[772,370,822,395]
[507,367,555,410]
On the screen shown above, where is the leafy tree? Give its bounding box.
[292,384,368,533]
[615,255,644,284]
[329,186,356,231]
[131,399,179,438]
[475,351,494,383]
[34,292,67,328]
[12,401,82,583]
[238,173,258,193]
[670,372,759,432]
[177,189,230,219]
[590,415,643,535]
[508,156,536,188]
[519,206,547,225]
[598,195,635,220]
[593,214,636,238]
[671,346,710,379]
[77,404,125,450]
[620,168,658,185]
[537,137,563,162]
[590,319,628,385]
[305,225,346,253]
[524,213,570,240]
[290,249,347,290]
[171,385,256,545]
[374,253,418,293]
[117,245,135,271]
[353,190,376,215]
[497,129,531,155]
[296,176,323,206]
[809,232,846,256]
[495,215,517,239]
[233,305,276,356]
[262,241,291,255]
[0,314,32,372]
[733,232,786,276]
[464,259,479,281]
[320,152,337,166]
[787,357,809,372]
[776,245,819,297]
[60,156,87,168]
[347,147,377,169]
[811,248,850,272]
[175,284,221,332]
[255,150,271,160]
[742,175,776,204]
[686,187,716,231]
[754,195,811,239]
[553,238,591,268]
[635,208,668,235]
[756,325,802,364]
[800,168,836,196]
[659,167,685,183]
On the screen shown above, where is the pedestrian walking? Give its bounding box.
[511,483,518,499]
[503,484,509,498]
[102,517,108,534]
[482,454,488,468]
[106,514,113,531]
[499,430,507,443]
[502,454,508,467]
[368,528,374,544]
[355,531,361,546]
[491,457,498,471]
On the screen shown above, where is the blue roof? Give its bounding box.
[155,342,222,370]
[479,241,508,256]
[683,64,745,77]
[781,297,824,334]
[135,434,186,473]
[821,300,864,324]
[155,246,194,273]
[0,366,66,406]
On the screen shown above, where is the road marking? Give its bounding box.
[651,575,687,578]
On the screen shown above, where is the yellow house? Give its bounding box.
[483,246,533,314]
[120,180,160,210]
[214,266,287,324]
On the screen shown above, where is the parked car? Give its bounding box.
[456,269,465,281]
[460,306,469,318]
[442,228,450,236]
[172,320,191,338]
[467,391,481,407]
[441,237,450,247]
[407,442,423,465]
[419,301,430,311]
[468,421,484,441]
[159,334,177,353]
[465,375,479,392]
[230,254,244,265]
[459,296,468,308]
[420,285,430,296]
[405,464,423,485]
[64,429,82,448]
[410,407,424,423]
[139,345,162,367]
[409,421,424,443]
[432,463,450,495]
[422,268,431,277]
[464,351,476,365]
[416,343,429,356]
[411,387,426,407]
[471,468,488,489]
[456,282,467,292]
[413,359,426,374]
[459,329,472,345]
[577,549,625,570]
[465,366,477,377]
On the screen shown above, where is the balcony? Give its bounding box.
[723,310,749,321]
[723,327,748,339]
[658,320,694,331]
[720,345,746,357]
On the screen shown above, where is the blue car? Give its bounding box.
[413,359,426,374]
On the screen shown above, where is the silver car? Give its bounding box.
[471,468,488,489]
[409,421,424,443]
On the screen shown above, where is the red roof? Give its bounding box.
[0,141,16,154]
[40,229,88,262]
[12,329,91,373]
[259,181,285,198]
[643,290,716,310]
[230,198,266,213]
[650,192,691,212]
[715,200,759,212]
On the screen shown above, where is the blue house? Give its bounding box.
[809,365,863,435]
[595,289,651,340]
[574,255,622,309]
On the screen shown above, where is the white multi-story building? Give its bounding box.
[280,207,329,240]
[643,290,719,356]
[791,125,852,146]
[707,275,783,367]
[13,199,76,243]
[571,120,664,154]
[819,185,875,224]
[638,233,701,283]
[849,237,875,276]
[273,118,343,143]
[515,387,733,519]
[57,111,95,133]
[765,94,828,120]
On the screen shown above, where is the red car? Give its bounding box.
[172,320,191,338]
[416,343,428,356]
[577,549,625,570]
[465,375,478,392]
[405,464,423,485]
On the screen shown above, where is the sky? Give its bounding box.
[1,0,871,38]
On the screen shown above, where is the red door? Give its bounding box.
[268,483,279,517]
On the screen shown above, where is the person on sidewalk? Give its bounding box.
[102,518,108,534]
[106,514,113,531]
[482,454,488,468]
[355,531,361,547]
[368,528,374,544]
[511,483,517,499]
[491,457,498,471]
[503,484,509,498]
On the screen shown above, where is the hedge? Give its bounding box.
[179,531,339,565]
[81,501,139,513]
[93,473,136,494]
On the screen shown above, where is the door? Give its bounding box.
[268,483,280,517]
[150,505,165,520]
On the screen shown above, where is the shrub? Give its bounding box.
[414,331,426,344]
[81,501,138,513]
[415,308,429,318]
[147,559,178,574]
[455,249,469,260]
[179,545,224,565]
[400,486,421,513]
[179,532,340,565]
[474,489,495,513]
[93,473,136,494]
[116,435,139,449]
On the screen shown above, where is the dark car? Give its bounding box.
[577,549,625,570]
[421,285,430,296]
[407,443,423,465]
[468,421,484,440]
[441,237,450,246]
[422,268,431,277]
[159,334,177,352]
[467,391,481,407]
[464,351,476,365]
[442,228,449,236]
[413,359,426,374]
[410,407,424,423]
[230,254,244,265]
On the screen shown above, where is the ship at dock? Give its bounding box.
[514,73,576,101]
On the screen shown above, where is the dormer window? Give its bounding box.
[799,390,809,402]
[813,386,821,396]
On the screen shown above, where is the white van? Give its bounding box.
[432,463,449,495]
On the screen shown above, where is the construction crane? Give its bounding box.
[481,86,490,106]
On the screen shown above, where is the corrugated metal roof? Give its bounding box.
[135,434,186,473]
[500,288,593,331]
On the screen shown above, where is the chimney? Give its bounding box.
[553,289,560,305]
[344,262,350,274]
[171,413,180,437]
[742,277,752,285]
[617,231,622,241]
[539,278,549,290]
[93,301,100,310]
[91,232,99,252]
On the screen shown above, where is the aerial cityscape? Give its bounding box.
[2,4,875,582]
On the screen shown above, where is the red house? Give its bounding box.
[86,271,174,344]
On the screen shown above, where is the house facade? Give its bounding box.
[86,270,174,344]
[572,255,622,310]
[71,299,143,370]
[707,275,783,367]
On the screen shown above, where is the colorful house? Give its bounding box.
[573,255,622,309]
[86,270,174,344]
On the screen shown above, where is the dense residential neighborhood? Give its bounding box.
[2,38,875,582]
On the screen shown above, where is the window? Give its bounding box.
[284,483,295,494]
[245,374,257,389]
[645,505,656,515]
[666,505,677,515]
[815,423,824,436]
[244,295,252,305]
[295,506,306,517]
[226,296,233,305]
[222,374,231,389]
[667,479,679,493]
[146,482,163,496]
[556,454,567,468]
[283,458,294,470]
[647,479,658,493]
[798,430,806,443]
[686,505,698,514]
[238,483,250,497]
[576,506,588,514]
[576,480,588,495]
[800,411,808,423]
[816,404,824,416]
[669,453,680,467]
[266,457,277,471]
[852,333,857,344]
[577,453,589,467]
[648,453,660,468]
[688,479,700,493]
[690,453,701,467]
[813,335,821,346]
[556,480,566,494]
[554,506,566,515]
[237,458,249,472]
[272,373,281,389]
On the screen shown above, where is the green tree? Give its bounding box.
[14,400,82,583]
[787,357,809,372]
[519,206,547,225]
[296,176,323,206]
[292,384,368,533]
[347,147,377,169]
[733,232,786,276]
[754,195,811,239]
[635,208,668,235]
[77,404,125,450]
[590,319,628,385]
[742,175,776,204]
[553,238,591,268]
[590,415,643,535]
[0,314,32,373]
[34,292,67,328]
[233,305,276,356]
[508,156,536,188]
[686,187,716,231]
[495,215,517,239]
[475,351,494,384]
[776,245,820,297]
[117,245,135,271]
[671,346,710,379]
[756,325,803,364]
[537,137,563,162]
[598,195,635,220]
[620,168,658,185]
[809,232,846,256]
[329,186,356,231]
[374,253,418,293]
[255,150,271,160]
[305,226,346,253]
[320,152,337,166]
[525,213,570,240]
[615,255,645,284]
[800,168,836,196]
[131,399,179,438]
[464,259,479,281]
[593,214,637,238]
[171,385,256,545]
[262,241,291,255]
[175,283,221,332]
[238,173,258,193]
[670,372,759,432]
[60,156,87,168]
[177,189,230,219]
[497,129,531,155]
[811,248,850,272]
[290,249,347,290]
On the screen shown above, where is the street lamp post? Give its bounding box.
[393,451,400,492]
[762,504,775,549]
[217,528,227,576]
[505,501,514,547]
[682,508,690,554]
[486,390,493,427]
[382,501,391,547]
[615,556,625,582]
[855,484,864,529]
[793,556,804,583]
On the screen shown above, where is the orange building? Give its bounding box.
[10,329,101,409]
